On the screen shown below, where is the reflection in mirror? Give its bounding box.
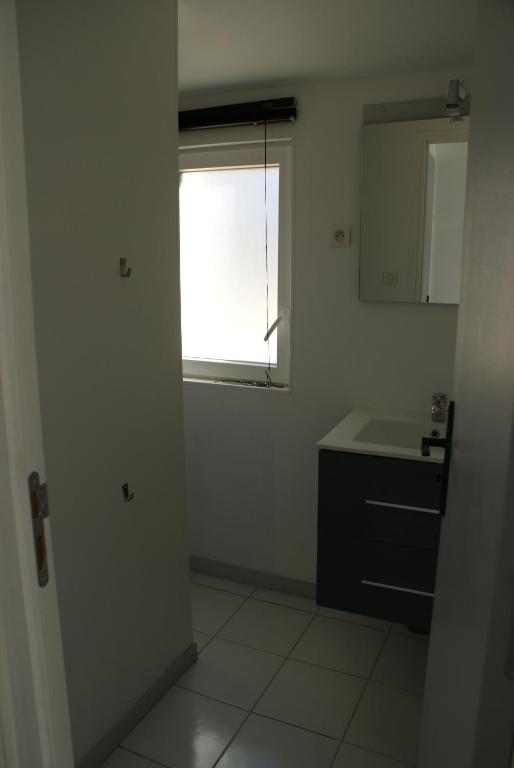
[421,142,468,304]
[360,117,469,304]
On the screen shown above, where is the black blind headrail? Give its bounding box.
[179,97,297,132]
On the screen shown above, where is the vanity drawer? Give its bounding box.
[318,536,438,594]
[319,449,443,511]
[316,536,438,630]
[318,449,442,549]
[318,497,441,550]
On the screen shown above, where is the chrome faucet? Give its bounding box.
[431,393,447,423]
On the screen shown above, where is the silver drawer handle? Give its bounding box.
[361,579,434,598]
[365,499,440,515]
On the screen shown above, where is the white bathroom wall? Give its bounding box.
[180,68,469,584]
[16,1,192,763]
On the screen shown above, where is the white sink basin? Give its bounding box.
[317,409,446,463]
[354,417,442,450]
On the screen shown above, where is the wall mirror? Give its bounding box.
[360,117,469,304]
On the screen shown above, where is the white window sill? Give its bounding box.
[183,376,290,393]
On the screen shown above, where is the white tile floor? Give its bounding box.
[102,573,429,768]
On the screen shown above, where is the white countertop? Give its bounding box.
[317,408,446,463]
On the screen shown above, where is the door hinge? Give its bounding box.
[28,471,50,587]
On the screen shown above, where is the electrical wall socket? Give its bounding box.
[332,226,351,248]
[382,271,399,287]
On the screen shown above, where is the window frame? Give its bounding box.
[179,140,292,387]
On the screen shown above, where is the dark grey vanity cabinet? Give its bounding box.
[316,449,442,631]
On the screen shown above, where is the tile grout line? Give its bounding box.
[206,587,256,639]
[193,576,424,641]
[193,578,407,630]
[193,581,317,616]
[360,676,425,697]
[190,582,258,763]
[191,581,253,658]
[174,665,422,749]
[189,626,423,765]
[328,622,394,768]
[197,633,284,660]
[197,622,420,682]
[172,683,249,713]
[252,604,320,711]
[197,633,368,680]
[119,579,420,768]
[192,581,317,659]
[218,592,255,628]
[178,627,423,708]
[192,584,422,753]
[192,574,317,608]
[208,700,252,766]
[137,586,260,768]
[246,710,342,743]
[190,580,423,767]
[191,577,256,599]
[194,587,424,689]
[172,683,350,742]
[342,740,416,767]
[209,602,321,767]
[123,680,415,768]
[119,743,174,768]
[194,633,215,656]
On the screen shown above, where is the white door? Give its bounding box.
[418,0,514,765]
[0,1,73,766]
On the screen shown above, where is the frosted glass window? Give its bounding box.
[180,166,279,366]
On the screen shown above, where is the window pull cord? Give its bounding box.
[264,121,272,388]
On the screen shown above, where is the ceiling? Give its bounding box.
[178,0,477,94]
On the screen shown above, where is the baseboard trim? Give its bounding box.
[76,643,197,768]
[190,555,315,599]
